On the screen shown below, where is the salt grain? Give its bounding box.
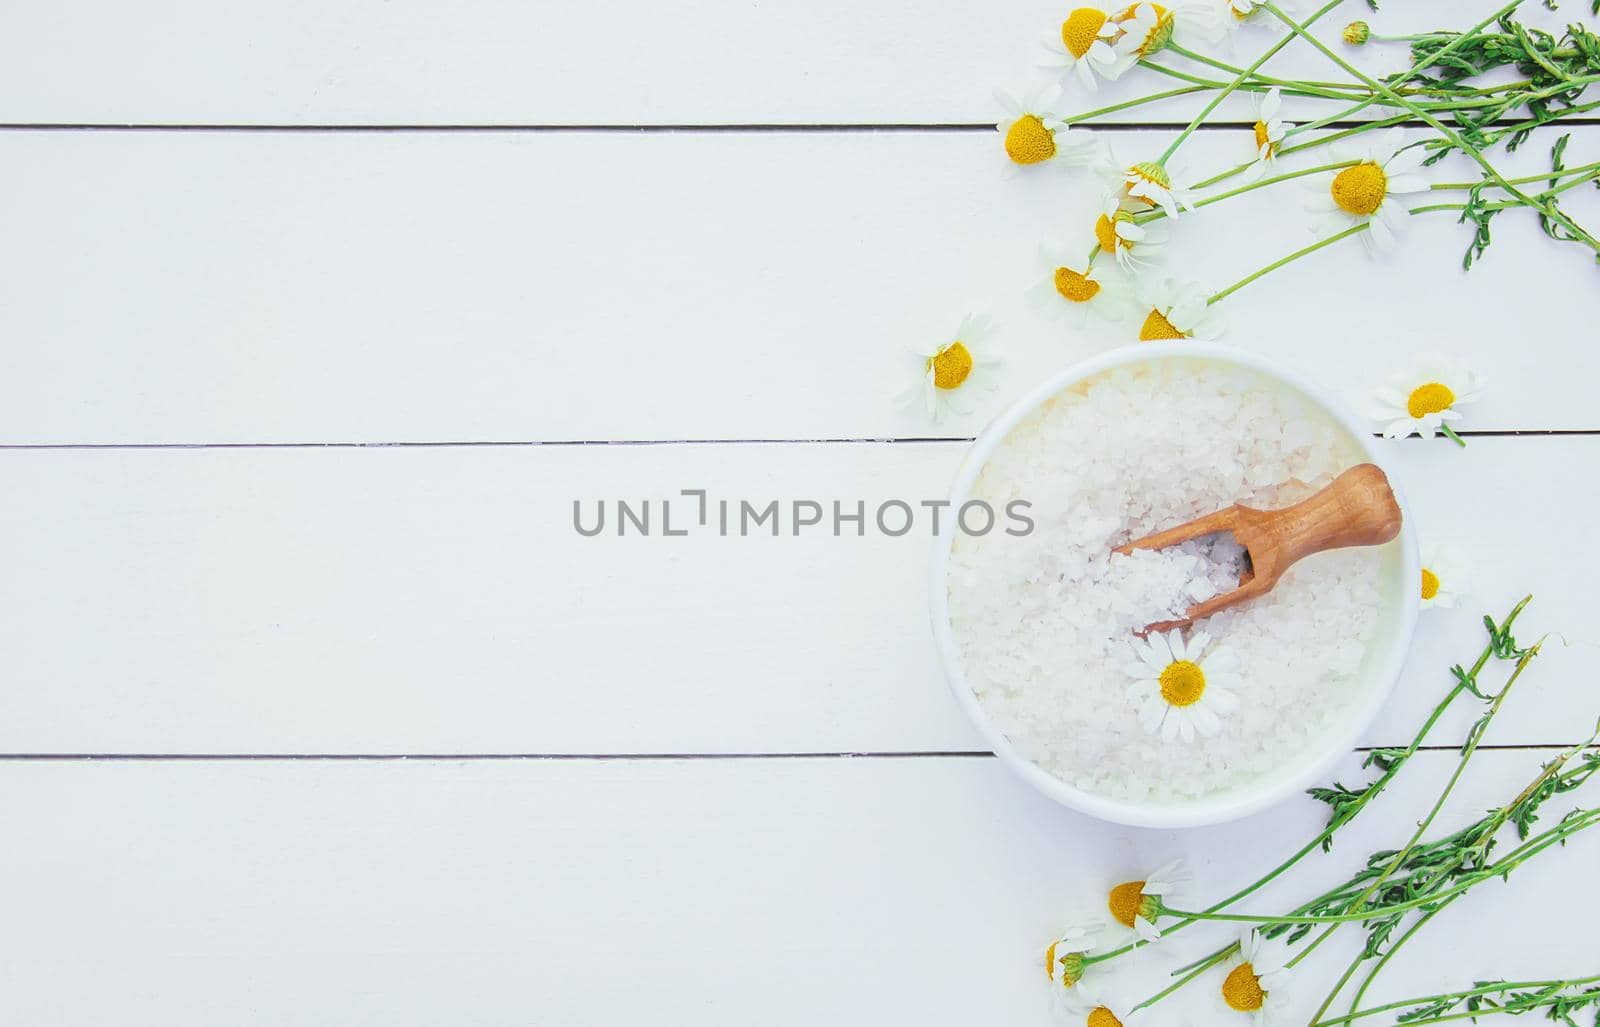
[947,359,1383,801]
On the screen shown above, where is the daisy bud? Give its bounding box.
[1343,20,1370,45]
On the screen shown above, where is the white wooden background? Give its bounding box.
[2,2,1598,1023]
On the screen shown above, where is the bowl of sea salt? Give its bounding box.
[931,343,1418,829]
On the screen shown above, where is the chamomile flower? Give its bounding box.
[1028,245,1134,327]
[1221,930,1294,1024]
[1134,277,1224,341]
[1106,860,1189,941]
[1112,1,1224,61]
[896,315,1003,421]
[1419,543,1471,609]
[1115,159,1197,218]
[1243,88,1289,180]
[1044,4,1132,90]
[1124,629,1239,740]
[1094,196,1169,272]
[1303,127,1431,252]
[1045,919,1104,988]
[1369,356,1485,440]
[997,89,1100,169]
[1057,980,1141,1027]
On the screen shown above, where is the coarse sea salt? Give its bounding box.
[947,359,1383,802]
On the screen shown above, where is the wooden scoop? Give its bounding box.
[1113,463,1402,634]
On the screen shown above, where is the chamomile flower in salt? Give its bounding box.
[1369,356,1485,440]
[1222,930,1294,1024]
[1028,245,1133,328]
[1044,5,1131,90]
[1045,920,1104,988]
[1304,127,1431,252]
[1095,197,1169,272]
[1112,2,1224,61]
[997,89,1099,169]
[1419,543,1471,610]
[1106,860,1189,942]
[1124,630,1239,741]
[1243,88,1289,180]
[897,315,1003,421]
[1057,980,1141,1027]
[1134,277,1224,341]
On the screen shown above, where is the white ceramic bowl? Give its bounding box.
[930,342,1418,829]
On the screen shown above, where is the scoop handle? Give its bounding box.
[1245,463,1401,583]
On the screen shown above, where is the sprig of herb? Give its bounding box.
[1079,597,1534,981]
[1313,975,1600,1026]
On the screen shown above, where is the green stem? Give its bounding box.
[1429,160,1600,191]
[1277,115,1412,157]
[1062,84,1212,126]
[1314,975,1600,1026]
[1206,223,1368,306]
[1139,59,1372,104]
[1271,0,1527,130]
[1280,604,1529,979]
[1158,0,1344,165]
[1161,806,1600,927]
[1165,41,1374,94]
[1412,168,1600,215]
[1260,2,1599,256]
[1107,600,1532,997]
[1355,1001,1600,1027]
[1440,423,1467,448]
[1340,902,1454,1021]
[1287,644,1542,1023]
[1136,159,1357,226]
[1131,949,1232,1012]
[1185,118,1415,194]
[1167,76,1596,201]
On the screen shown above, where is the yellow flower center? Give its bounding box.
[1159,660,1206,706]
[1005,115,1058,165]
[1253,120,1275,157]
[1223,963,1266,1012]
[1406,381,1455,417]
[1116,4,1174,55]
[1094,214,1121,253]
[1140,308,1186,341]
[1232,1,1253,19]
[1087,1008,1124,1027]
[1421,567,1441,601]
[1331,161,1388,216]
[1062,8,1110,58]
[1107,880,1147,926]
[1054,266,1102,303]
[929,342,973,390]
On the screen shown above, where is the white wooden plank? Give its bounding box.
[0,749,1592,1024]
[0,1,1579,125]
[1,128,1597,444]
[1,436,1593,754]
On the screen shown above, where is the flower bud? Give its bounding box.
[1343,20,1370,45]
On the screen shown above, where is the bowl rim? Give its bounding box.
[928,341,1420,829]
